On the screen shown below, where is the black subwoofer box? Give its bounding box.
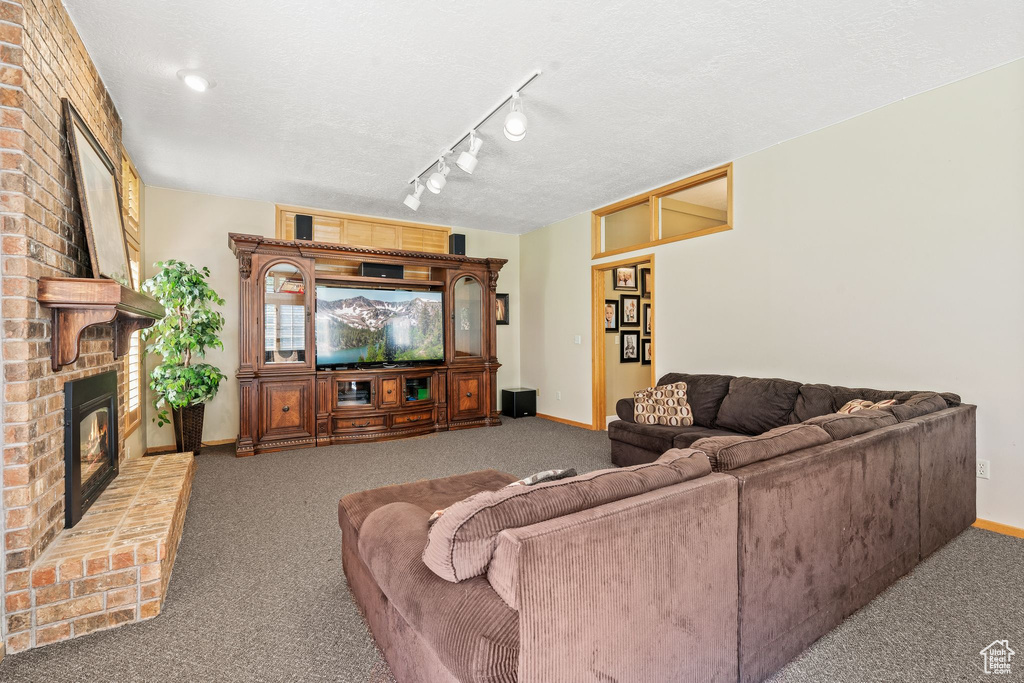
[501,388,536,418]
[449,233,466,255]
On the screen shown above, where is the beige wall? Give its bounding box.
[520,60,1024,527]
[143,188,521,446]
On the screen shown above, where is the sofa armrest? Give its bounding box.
[497,474,738,683]
[615,397,635,422]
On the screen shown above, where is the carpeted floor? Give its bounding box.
[0,417,1020,682]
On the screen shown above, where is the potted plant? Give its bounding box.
[142,260,226,454]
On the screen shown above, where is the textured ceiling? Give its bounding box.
[63,0,1024,234]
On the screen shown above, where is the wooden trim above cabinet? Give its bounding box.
[276,204,452,254]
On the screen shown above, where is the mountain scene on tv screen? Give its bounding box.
[316,291,443,365]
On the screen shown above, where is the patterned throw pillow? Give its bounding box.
[837,398,897,414]
[633,381,694,426]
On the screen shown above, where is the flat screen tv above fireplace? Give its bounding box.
[64,370,119,527]
[314,284,444,369]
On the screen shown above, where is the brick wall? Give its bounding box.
[0,0,131,653]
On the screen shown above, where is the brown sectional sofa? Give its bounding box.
[338,372,975,682]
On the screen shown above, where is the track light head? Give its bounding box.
[426,157,450,194]
[503,93,527,142]
[456,131,484,174]
[403,180,425,210]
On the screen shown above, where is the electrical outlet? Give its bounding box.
[977,459,990,479]
[556,391,562,400]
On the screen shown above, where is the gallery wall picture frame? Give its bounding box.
[620,331,640,363]
[641,338,652,365]
[620,295,640,327]
[603,298,619,332]
[612,264,638,291]
[642,302,652,335]
[62,99,132,287]
[641,267,652,298]
[495,292,510,325]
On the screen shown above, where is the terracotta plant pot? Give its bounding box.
[172,404,206,455]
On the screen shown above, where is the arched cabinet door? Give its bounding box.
[256,259,314,372]
[450,273,485,362]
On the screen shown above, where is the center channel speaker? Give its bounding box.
[360,263,404,279]
[295,214,313,241]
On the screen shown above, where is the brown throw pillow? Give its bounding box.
[422,450,711,582]
[805,410,898,440]
[691,423,831,472]
[888,392,947,422]
[633,381,694,426]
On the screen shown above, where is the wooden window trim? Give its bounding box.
[121,152,143,437]
[591,163,732,259]
[275,204,452,244]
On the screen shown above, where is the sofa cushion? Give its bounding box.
[790,384,836,423]
[358,501,520,682]
[338,469,517,540]
[657,373,734,427]
[805,410,899,441]
[422,450,712,582]
[633,382,693,426]
[715,377,803,435]
[672,426,746,449]
[608,419,686,454]
[691,424,831,472]
[889,392,948,422]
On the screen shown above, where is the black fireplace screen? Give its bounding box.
[64,370,118,527]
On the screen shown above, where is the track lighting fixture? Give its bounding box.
[403,180,425,211]
[401,71,540,209]
[503,93,527,142]
[426,157,451,194]
[456,131,483,174]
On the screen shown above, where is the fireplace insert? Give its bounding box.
[64,370,119,527]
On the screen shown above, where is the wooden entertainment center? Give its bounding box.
[228,233,506,456]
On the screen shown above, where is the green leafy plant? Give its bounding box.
[141,260,226,428]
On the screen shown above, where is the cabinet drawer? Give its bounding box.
[392,409,434,428]
[333,415,387,432]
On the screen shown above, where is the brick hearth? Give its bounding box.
[5,454,195,653]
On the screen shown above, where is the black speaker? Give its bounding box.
[501,388,536,419]
[360,263,404,279]
[449,233,466,255]
[295,214,313,241]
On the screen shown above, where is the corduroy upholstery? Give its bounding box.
[804,409,898,441]
[715,377,803,435]
[504,475,740,682]
[889,392,948,422]
[423,450,711,582]
[692,423,832,472]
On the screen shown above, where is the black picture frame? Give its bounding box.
[495,293,510,325]
[641,339,652,365]
[63,99,132,287]
[620,295,640,327]
[620,331,640,363]
[603,298,619,332]
[641,267,652,298]
[612,265,638,291]
[642,302,652,335]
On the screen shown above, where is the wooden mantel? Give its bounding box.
[38,278,165,371]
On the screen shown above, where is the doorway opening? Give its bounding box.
[590,255,655,430]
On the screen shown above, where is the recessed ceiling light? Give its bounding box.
[176,69,215,92]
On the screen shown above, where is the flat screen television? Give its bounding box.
[315,284,444,368]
